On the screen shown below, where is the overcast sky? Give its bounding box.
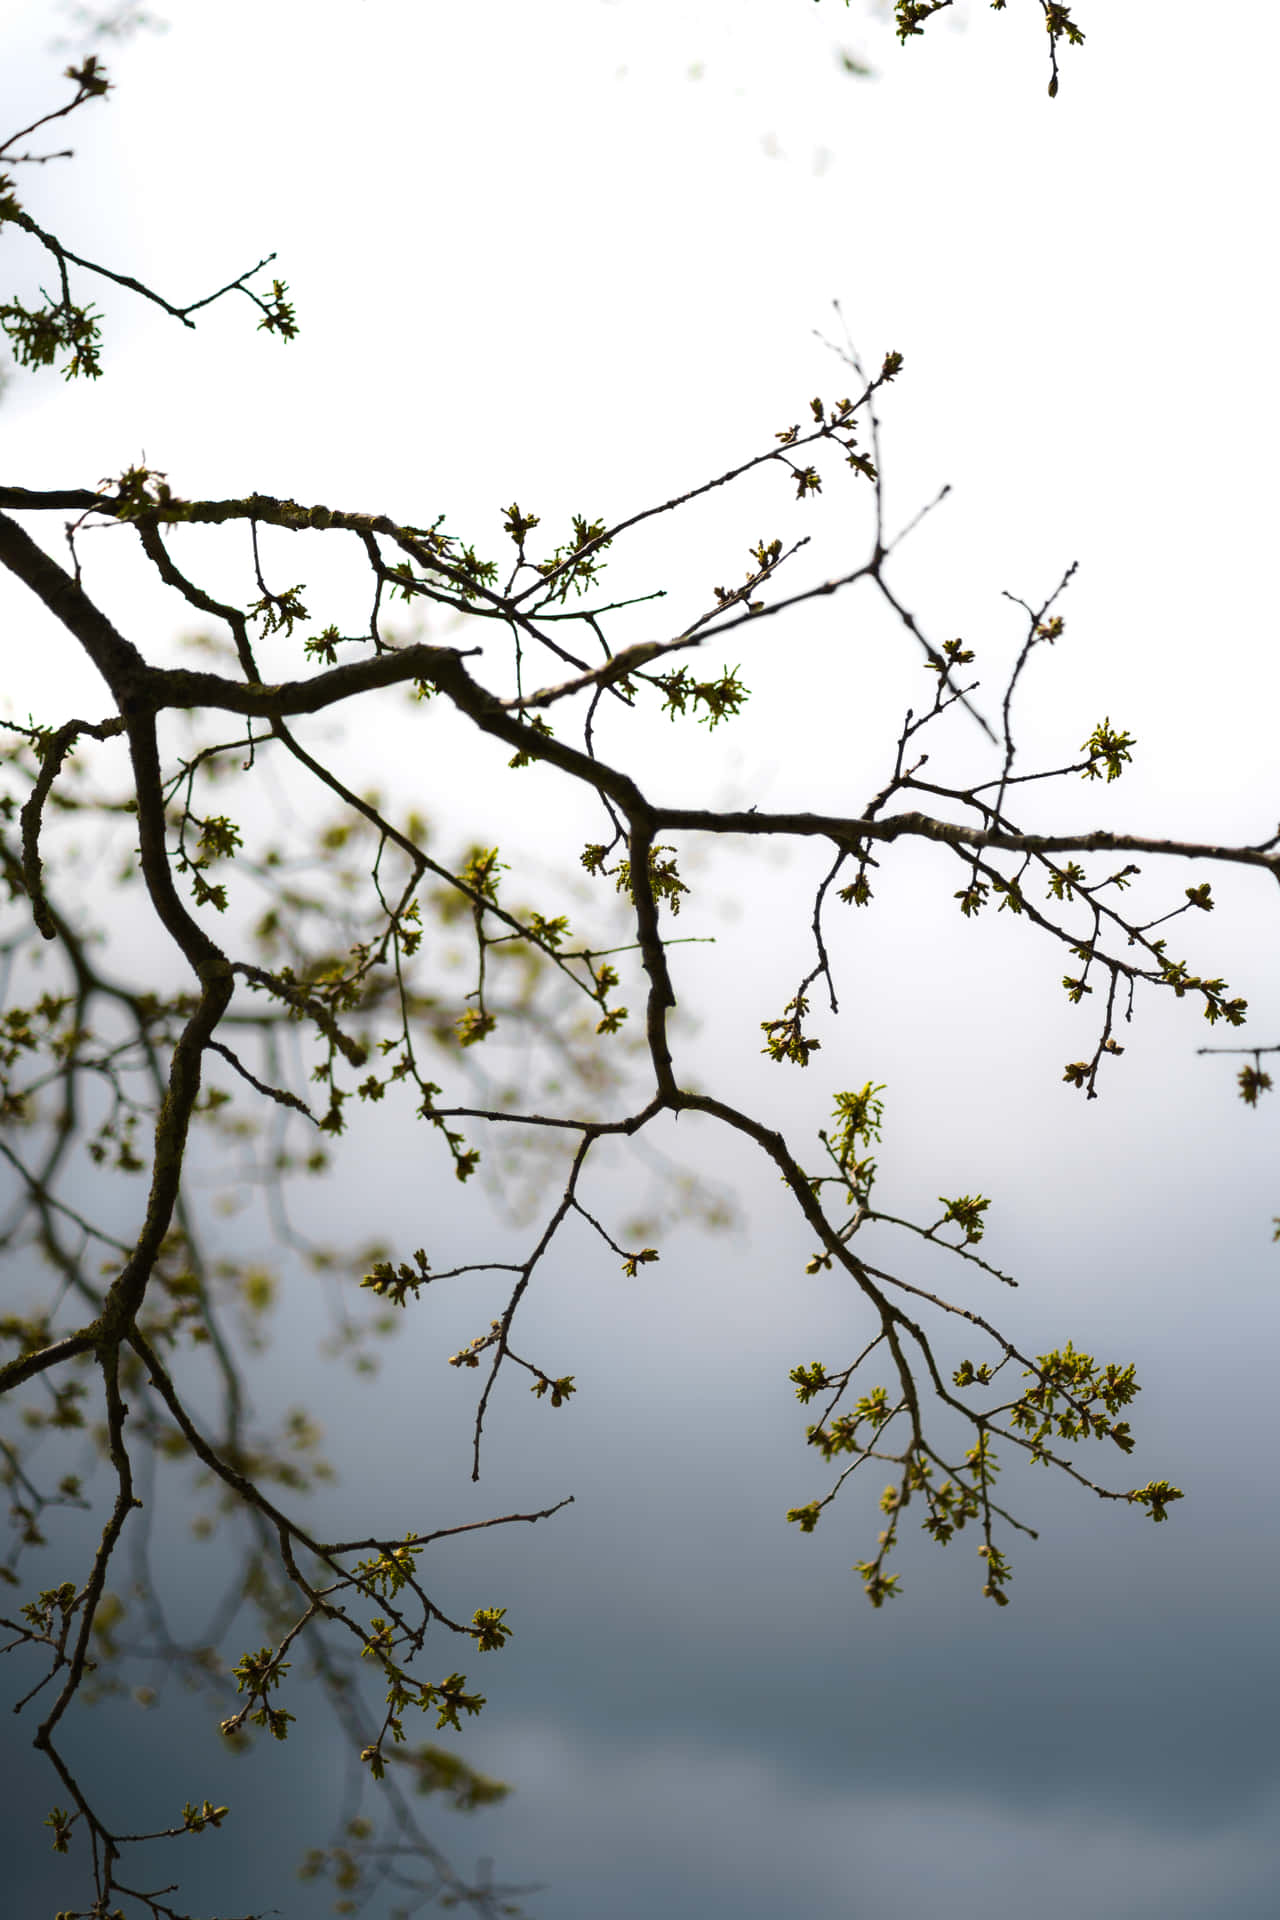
[3,3,1280,1917]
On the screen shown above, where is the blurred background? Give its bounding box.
[2,3,1279,1915]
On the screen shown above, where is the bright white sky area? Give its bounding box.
[2,4,1280,1917]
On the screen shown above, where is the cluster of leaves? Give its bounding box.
[888,0,1085,97]
[784,1090,1183,1609]
[653,662,749,729]
[1,59,294,388]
